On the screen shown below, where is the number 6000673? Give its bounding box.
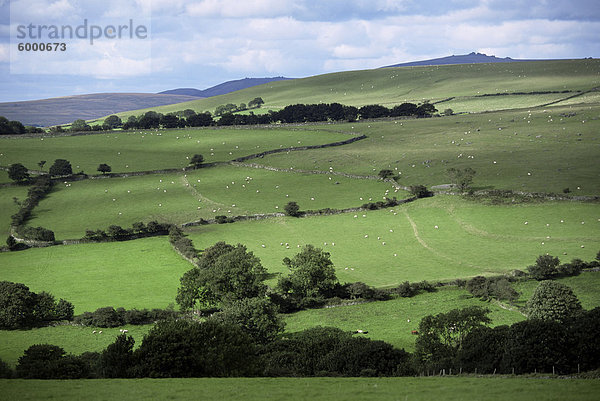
[17,42,66,51]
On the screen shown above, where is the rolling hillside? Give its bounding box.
[109,59,600,119]
[0,93,199,127]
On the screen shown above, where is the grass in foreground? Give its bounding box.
[0,377,598,401]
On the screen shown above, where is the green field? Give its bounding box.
[1,377,598,401]
[26,165,402,240]
[0,127,350,175]
[256,104,600,194]
[0,324,151,368]
[107,59,600,118]
[187,196,599,285]
[1,60,600,388]
[285,272,600,352]
[0,237,190,313]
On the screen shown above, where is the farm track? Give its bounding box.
[402,209,482,271]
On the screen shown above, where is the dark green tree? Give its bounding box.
[0,281,37,329]
[55,298,74,321]
[284,201,300,217]
[48,159,73,176]
[189,154,204,168]
[447,167,476,191]
[409,185,432,198]
[414,306,491,370]
[37,160,46,171]
[210,297,284,343]
[97,163,112,174]
[278,245,338,300]
[103,115,122,129]
[248,97,265,109]
[527,254,560,280]
[99,334,134,378]
[378,169,395,180]
[176,242,267,310]
[7,163,29,182]
[526,281,582,322]
[134,319,257,377]
[70,119,91,132]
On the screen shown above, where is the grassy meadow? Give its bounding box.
[187,196,599,285]
[257,103,600,194]
[26,165,401,240]
[0,237,190,313]
[0,127,350,175]
[1,60,599,393]
[1,377,599,401]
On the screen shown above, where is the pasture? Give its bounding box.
[257,103,600,194]
[26,165,402,240]
[188,196,599,286]
[0,237,190,313]
[0,127,350,175]
[0,324,151,368]
[285,272,600,352]
[0,377,598,401]
[109,59,600,118]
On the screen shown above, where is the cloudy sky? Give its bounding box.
[0,0,598,102]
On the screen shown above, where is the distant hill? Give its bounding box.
[382,52,534,68]
[159,77,294,98]
[108,59,600,119]
[0,93,200,127]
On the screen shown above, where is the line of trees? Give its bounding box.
[110,101,437,131]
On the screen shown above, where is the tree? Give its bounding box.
[390,102,418,117]
[37,160,46,171]
[48,159,73,176]
[248,97,265,109]
[97,163,112,175]
[210,297,285,343]
[278,245,338,300]
[103,115,122,129]
[134,319,257,377]
[415,102,437,117]
[284,201,300,217]
[526,281,582,323]
[527,254,560,280]
[378,169,395,180]
[189,154,204,168]
[443,108,454,116]
[176,242,268,310]
[33,291,57,322]
[55,299,74,321]
[99,334,134,378]
[7,163,29,182]
[0,281,37,329]
[414,306,491,370]
[408,185,432,198]
[447,167,476,191]
[70,119,91,132]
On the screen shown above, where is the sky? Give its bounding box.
[0,0,599,102]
